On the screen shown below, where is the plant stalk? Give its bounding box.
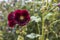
[41,13,45,40]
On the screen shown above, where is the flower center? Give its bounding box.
[20,16,24,20]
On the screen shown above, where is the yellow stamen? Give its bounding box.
[20,16,24,20]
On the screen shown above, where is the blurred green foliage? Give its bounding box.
[0,0,60,40]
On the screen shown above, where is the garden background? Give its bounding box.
[0,0,60,40]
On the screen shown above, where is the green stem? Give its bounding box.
[37,22,40,40]
[46,0,48,7]
[35,22,40,40]
[48,20,60,38]
[37,22,40,34]
[49,19,60,27]
[42,0,44,5]
[41,13,45,40]
[49,20,60,32]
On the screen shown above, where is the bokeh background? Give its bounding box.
[0,0,60,40]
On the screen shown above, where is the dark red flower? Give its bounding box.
[8,9,30,28]
[8,12,16,28]
[8,20,16,28]
[8,12,14,21]
[14,9,30,26]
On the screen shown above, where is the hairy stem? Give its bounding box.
[41,13,45,40]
